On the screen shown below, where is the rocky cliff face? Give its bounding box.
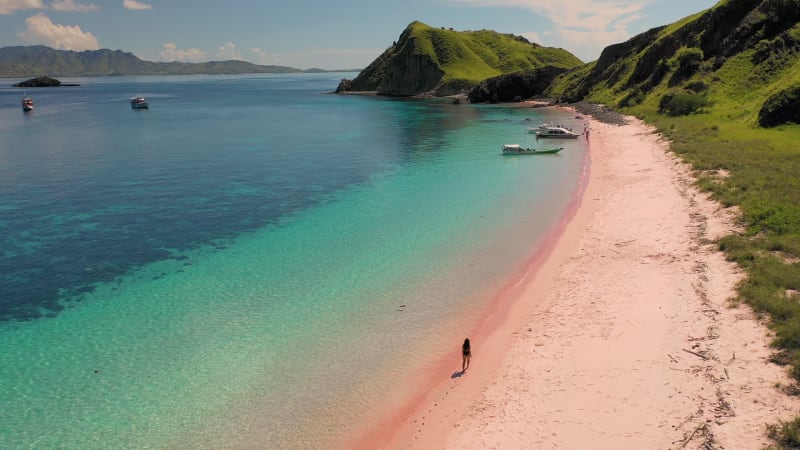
[468,67,569,103]
[340,25,444,96]
[377,39,444,96]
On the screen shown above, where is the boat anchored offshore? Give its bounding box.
[130,96,149,109]
[502,144,563,155]
[22,95,34,112]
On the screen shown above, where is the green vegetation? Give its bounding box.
[405,22,581,84]
[347,21,582,95]
[767,417,800,449]
[546,1,800,445]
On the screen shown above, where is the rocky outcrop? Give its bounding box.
[342,24,444,96]
[377,41,444,96]
[759,85,800,127]
[13,76,62,87]
[468,67,569,103]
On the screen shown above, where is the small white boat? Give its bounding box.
[526,123,552,133]
[22,95,34,112]
[130,96,149,109]
[533,125,580,139]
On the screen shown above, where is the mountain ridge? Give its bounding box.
[0,45,357,78]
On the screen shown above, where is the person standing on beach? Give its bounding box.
[462,338,472,372]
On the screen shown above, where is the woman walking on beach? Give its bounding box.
[462,338,472,372]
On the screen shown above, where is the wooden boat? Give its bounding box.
[502,144,563,155]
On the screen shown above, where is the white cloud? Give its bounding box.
[0,0,44,14]
[249,48,278,65]
[50,0,98,12]
[217,41,242,61]
[122,0,150,10]
[18,12,99,50]
[159,42,207,62]
[443,0,649,61]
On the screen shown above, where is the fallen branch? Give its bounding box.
[680,423,705,449]
[683,348,711,361]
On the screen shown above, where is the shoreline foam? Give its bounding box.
[369,113,800,449]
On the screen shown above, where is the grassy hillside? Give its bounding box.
[347,21,582,95]
[405,21,582,84]
[553,1,800,441]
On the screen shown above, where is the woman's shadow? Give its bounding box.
[451,370,465,378]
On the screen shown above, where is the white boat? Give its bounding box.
[22,94,34,112]
[130,96,149,109]
[533,125,580,139]
[526,123,552,133]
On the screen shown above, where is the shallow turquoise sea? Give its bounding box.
[0,74,588,448]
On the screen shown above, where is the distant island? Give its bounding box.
[0,46,360,78]
[12,76,79,87]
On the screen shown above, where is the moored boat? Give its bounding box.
[22,96,34,112]
[533,125,580,139]
[130,96,149,109]
[502,144,563,155]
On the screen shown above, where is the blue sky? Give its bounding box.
[0,0,718,70]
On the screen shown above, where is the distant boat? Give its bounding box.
[502,144,563,155]
[21,94,34,112]
[130,96,149,109]
[530,124,580,139]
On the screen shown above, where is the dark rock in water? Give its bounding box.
[13,76,76,87]
[335,78,353,93]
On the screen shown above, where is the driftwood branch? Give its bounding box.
[680,423,705,448]
[683,348,711,361]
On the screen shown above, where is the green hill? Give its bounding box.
[340,21,583,96]
[548,3,800,439]
[0,46,323,77]
[548,0,800,127]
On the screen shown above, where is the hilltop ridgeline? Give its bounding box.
[336,21,583,97]
[0,46,336,77]
[547,0,800,127]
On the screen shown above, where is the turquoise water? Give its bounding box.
[0,74,588,448]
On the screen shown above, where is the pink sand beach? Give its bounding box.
[355,112,800,449]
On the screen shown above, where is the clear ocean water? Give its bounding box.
[0,73,588,448]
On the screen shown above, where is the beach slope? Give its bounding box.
[392,116,800,449]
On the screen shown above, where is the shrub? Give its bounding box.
[619,88,645,107]
[759,85,800,127]
[669,47,704,85]
[659,90,711,116]
[767,417,800,449]
[685,80,708,93]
